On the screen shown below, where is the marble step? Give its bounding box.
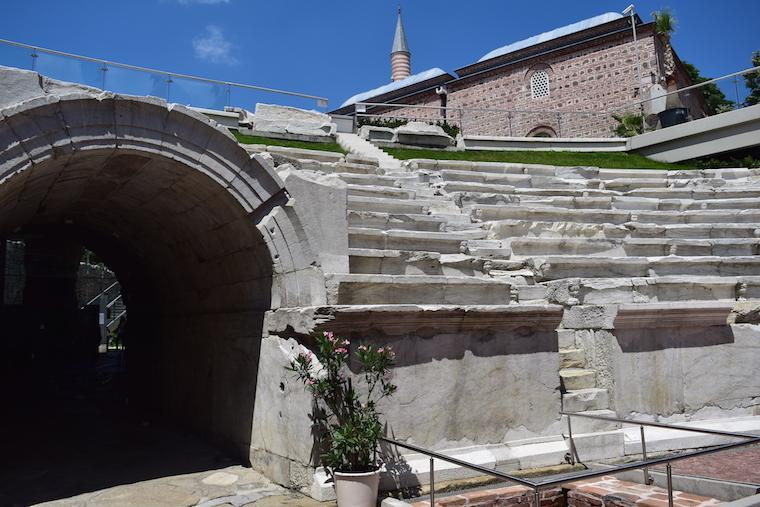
[562,410,621,433]
[336,172,419,187]
[349,195,459,214]
[488,220,760,241]
[626,187,760,199]
[543,275,760,305]
[348,227,487,254]
[461,194,760,212]
[473,205,760,225]
[349,248,486,277]
[325,274,512,305]
[560,368,596,390]
[534,256,760,281]
[562,389,611,413]
[347,210,474,232]
[507,237,760,258]
[346,184,416,200]
[559,348,586,369]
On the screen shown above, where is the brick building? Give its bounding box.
[332,10,705,138]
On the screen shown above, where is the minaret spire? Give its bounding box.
[390,7,411,81]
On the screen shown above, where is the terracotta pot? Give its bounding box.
[333,468,380,507]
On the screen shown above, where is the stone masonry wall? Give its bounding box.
[372,31,671,138]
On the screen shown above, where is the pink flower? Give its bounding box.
[335,347,347,354]
[378,347,385,353]
[325,331,335,340]
[305,379,315,386]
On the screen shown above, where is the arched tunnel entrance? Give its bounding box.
[0,89,322,503]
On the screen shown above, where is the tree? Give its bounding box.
[744,50,760,107]
[652,9,683,109]
[612,113,644,137]
[681,61,734,115]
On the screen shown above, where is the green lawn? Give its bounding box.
[383,147,692,170]
[232,131,346,154]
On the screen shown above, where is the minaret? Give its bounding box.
[390,7,411,81]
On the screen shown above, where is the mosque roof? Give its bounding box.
[339,68,450,108]
[477,12,624,63]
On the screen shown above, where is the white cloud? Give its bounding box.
[177,0,230,4]
[192,25,239,65]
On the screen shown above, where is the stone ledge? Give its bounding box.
[267,304,565,336]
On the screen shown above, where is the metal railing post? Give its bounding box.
[556,112,563,137]
[100,63,108,90]
[534,488,540,507]
[508,112,513,136]
[429,457,435,506]
[734,76,741,109]
[458,108,465,138]
[567,414,577,465]
[640,425,652,484]
[166,74,173,102]
[225,83,231,107]
[666,463,673,507]
[31,48,38,70]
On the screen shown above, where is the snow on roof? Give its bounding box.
[340,68,448,108]
[477,12,624,63]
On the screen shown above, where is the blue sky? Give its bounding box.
[1,0,757,111]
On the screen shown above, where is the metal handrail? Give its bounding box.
[381,412,760,506]
[0,37,329,104]
[105,294,123,310]
[83,281,119,308]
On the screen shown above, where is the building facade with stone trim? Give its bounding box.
[333,12,706,138]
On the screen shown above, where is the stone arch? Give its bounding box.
[0,71,325,462]
[526,125,557,138]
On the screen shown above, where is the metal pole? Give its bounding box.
[429,457,435,506]
[534,488,541,507]
[734,76,741,108]
[100,63,108,90]
[166,74,173,102]
[31,48,38,70]
[458,108,465,138]
[556,113,563,137]
[666,463,674,507]
[630,10,641,92]
[226,83,231,107]
[640,425,652,484]
[567,415,577,465]
[508,112,513,136]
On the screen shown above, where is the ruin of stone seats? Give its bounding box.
[1,66,759,503]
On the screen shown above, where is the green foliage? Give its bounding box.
[231,130,346,153]
[288,331,397,473]
[652,8,676,36]
[612,113,644,137]
[383,148,689,170]
[694,156,760,169]
[357,117,461,139]
[681,61,734,115]
[744,50,760,107]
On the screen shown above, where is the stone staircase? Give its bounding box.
[322,154,759,425]
[242,141,760,474]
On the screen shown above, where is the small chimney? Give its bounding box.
[391,7,411,81]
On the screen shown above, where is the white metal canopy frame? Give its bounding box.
[0,37,329,109]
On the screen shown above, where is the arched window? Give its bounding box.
[531,70,550,99]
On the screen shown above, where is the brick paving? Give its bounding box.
[652,445,760,485]
[409,476,723,507]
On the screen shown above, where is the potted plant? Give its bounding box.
[652,8,688,127]
[288,331,397,507]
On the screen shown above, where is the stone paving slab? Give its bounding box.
[33,465,335,507]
